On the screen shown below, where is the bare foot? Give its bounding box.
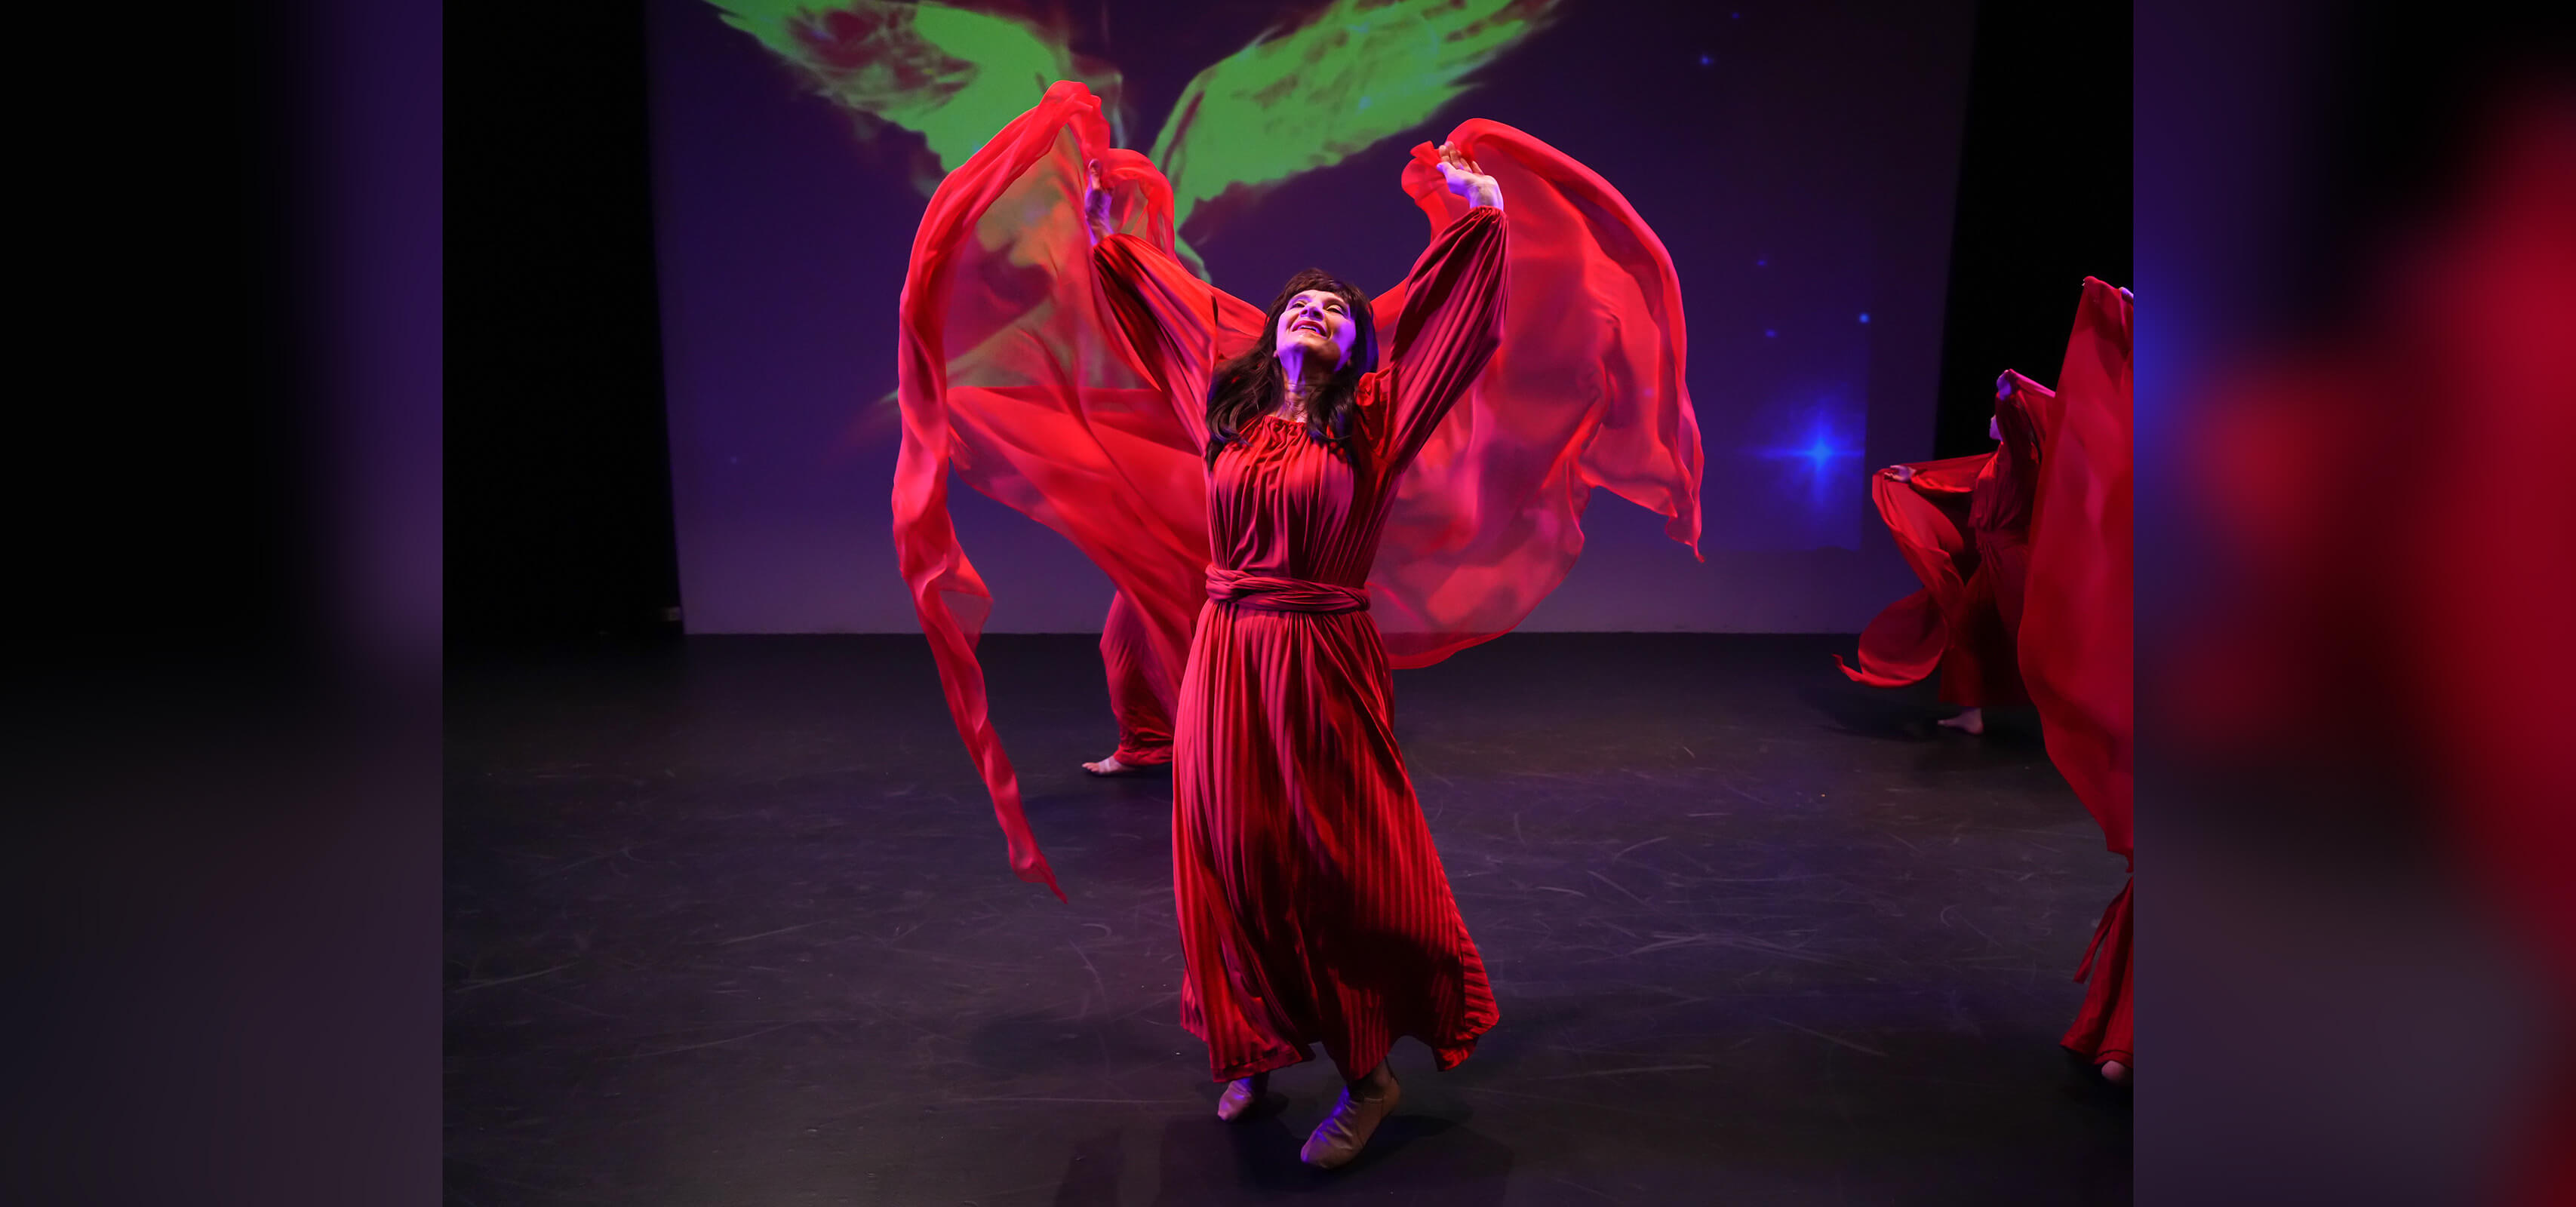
[1081,754,1134,776]
[2100,1059,2131,1086]
[1216,1071,1270,1122]
[1300,1064,1400,1169]
[1935,707,1985,735]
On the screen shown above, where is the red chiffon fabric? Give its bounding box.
[2024,279,2135,865]
[893,81,1701,892]
[1370,121,1703,662]
[893,84,1178,897]
[1836,372,2049,708]
[2021,278,2134,1067]
[1099,209,1508,1080]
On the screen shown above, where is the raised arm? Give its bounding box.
[1086,161,1259,452]
[1994,369,2057,462]
[1375,143,1508,471]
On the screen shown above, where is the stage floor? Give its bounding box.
[446,634,2132,1205]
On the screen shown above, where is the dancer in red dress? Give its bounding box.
[893,84,1695,1165]
[1838,281,2133,1086]
[1087,142,1506,1169]
[1837,369,2052,735]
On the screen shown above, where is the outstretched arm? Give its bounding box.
[1882,456,1987,496]
[1883,368,2054,490]
[1378,143,1508,470]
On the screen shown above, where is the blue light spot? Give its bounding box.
[1698,53,1712,66]
[1764,328,1777,338]
[1858,312,1871,324]
[1801,436,1841,472]
[1756,257,1768,267]
[1741,395,1867,550]
[1754,413,1863,481]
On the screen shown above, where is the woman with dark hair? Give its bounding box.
[894,79,1698,1166]
[1084,143,1507,1169]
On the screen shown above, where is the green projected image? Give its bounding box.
[709,0,1556,276]
[656,0,1991,619]
[710,1,1123,173]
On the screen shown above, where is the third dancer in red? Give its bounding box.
[1837,370,2052,734]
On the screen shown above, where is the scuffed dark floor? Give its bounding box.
[445,634,2132,1205]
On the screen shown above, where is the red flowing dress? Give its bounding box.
[1836,371,2050,707]
[1093,209,1508,1082]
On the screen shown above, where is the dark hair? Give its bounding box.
[1987,385,2045,512]
[1204,269,1379,465]
[1993,385,2043,468]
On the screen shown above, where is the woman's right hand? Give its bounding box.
[1434,142,1504,211]
[1885,464,1914,482]
[1083,161,1114,247]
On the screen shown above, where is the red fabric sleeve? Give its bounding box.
[2020,278,2134,862]
[1365,207,1508,473]
[1090,223,1264,451]
[1366,121,1704,665]
[1903,457,1986,499]
[1836,455,1990,686]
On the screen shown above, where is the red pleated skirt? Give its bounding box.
[1170,598,1498,1082]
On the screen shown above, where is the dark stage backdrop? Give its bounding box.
[643,0,1985,634]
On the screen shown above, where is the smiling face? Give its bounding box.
[1274,287,1357,372]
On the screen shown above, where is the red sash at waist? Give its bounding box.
[1205,567,1371,614]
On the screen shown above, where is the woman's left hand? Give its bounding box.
[1082,161,1114,247]
[1436,142,1503,212]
